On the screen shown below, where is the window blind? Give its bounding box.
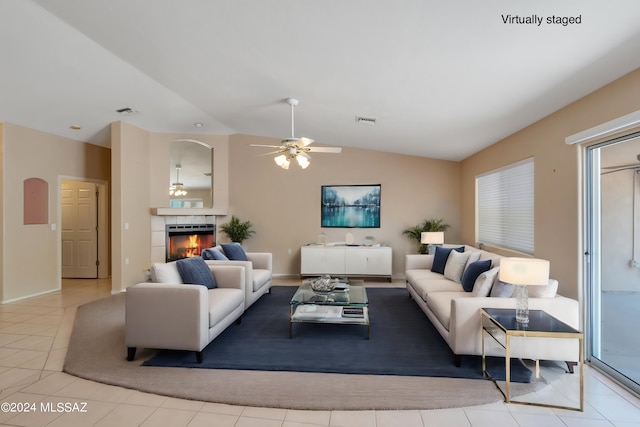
[477,159,534,254]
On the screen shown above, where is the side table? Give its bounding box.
[481,308,584,411]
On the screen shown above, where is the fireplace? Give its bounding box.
[166,224,215,262]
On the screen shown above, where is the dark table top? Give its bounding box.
[482,308,581,334]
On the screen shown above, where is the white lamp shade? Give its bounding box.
[274,155,290,169]
[499,257,550,286]
[421,231,445,244]
[296,155,310,169]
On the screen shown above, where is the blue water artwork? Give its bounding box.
[321,185,381,228]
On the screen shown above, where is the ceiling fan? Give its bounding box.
[601,154,640,175]
[251,98,341,169]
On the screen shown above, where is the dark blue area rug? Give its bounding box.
[143,286,532,382]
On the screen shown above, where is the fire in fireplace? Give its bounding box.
[166,224,215,262]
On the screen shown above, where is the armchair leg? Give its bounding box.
[454,354,461,367]
[566,361,577,374]
[127,347,136,361]
[196,351,203,363]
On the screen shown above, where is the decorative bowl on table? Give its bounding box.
[310,275,336,292]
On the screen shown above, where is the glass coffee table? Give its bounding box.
[290,279,370,339]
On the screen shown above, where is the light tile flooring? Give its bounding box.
[0,278,638,427]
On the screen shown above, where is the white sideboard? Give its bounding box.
[300,245,392,280]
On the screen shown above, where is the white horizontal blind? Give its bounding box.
[477,159,534,254]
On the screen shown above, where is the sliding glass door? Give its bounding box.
[585,132,640,394]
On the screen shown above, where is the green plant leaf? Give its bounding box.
[220,215,255,244]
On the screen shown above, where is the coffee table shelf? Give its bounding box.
[290,280,370,338]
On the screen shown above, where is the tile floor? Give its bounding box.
[0,278,638,426]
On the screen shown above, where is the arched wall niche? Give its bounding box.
[24,177,48,225]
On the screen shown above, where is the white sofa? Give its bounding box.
[405,245,580,370]
[125,263,245,363]
[203,246,273,309]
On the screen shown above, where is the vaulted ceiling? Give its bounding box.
[2,1,640,161]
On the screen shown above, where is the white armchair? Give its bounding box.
[203,247,273,309]
[125,264,245,363]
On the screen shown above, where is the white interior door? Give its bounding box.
[61,180,98,278]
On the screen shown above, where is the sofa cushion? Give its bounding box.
[221,243,249,261]
[431,246,464,274]
[464,251,481,269]
[202,248,229,260]
[443,250,472,283]
[208,288,244,326]
[479,251,503,268]
[461,259,492,292]
[150,262,183,284]
[413,279,463,301]
[253,269,272,292]
[176,257,217,289]
[406,269,447,284]
[528,279,559,298]
[490,280,515,297]
[472,266,500,297]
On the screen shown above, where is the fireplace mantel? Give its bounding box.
[151,207,228,216]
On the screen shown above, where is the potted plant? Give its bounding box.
[402,218,450,254]
[220,215,255,245]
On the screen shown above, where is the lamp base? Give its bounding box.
[514,284,529,324]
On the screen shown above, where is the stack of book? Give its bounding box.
[342,307,365,318]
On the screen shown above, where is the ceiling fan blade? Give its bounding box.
[250,144,283,148]
[257,150,285,156]
[602,163,640,169]
[298,137,314,147]
[298,151,311,159]
[602,165,640,174]
[307,146,342,153]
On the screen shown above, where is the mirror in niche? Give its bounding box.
[169,139,213,208]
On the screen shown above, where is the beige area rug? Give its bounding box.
[63,294,545,410]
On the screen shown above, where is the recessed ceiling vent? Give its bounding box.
[356,115,376,125]
[116,107,139,115]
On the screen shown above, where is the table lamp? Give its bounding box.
[499,257,550,324]
[421,231,445,255]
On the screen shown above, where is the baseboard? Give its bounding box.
[1,287,61,304]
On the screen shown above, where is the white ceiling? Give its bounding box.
[2,0,640,161]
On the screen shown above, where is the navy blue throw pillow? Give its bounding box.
[221,243,249,261]
[431,246,464,274]
[461,259,492,292]
[201,248,229,261]
[176,257,217,289]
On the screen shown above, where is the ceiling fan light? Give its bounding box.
[296,155,310,169]
[274,154,290,169]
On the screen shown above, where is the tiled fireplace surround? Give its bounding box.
[150,214,219,264]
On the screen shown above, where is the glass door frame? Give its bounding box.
[584,131,640,395]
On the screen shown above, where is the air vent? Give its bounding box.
[356,115,376,125]
[116,107,139,115]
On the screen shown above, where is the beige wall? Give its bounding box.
[0,124,4,300]
[111,122,152,292]
[112,126,231,291]
[460,68,640,300]
[601,169,639,292]
[227,134,461,277]
[1,123,110,302]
